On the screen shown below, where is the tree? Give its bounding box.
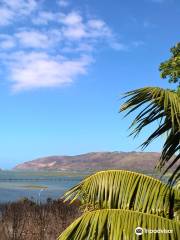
[58,170,180,239]
[120,43,180,184]
[159,42,180,87]
[57,44,180,239]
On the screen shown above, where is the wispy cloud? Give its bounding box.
[3,0,37,13]
[0,0,125,92]
[0,0,37,26]
[57,0,70,7]
[15,30,51,48]
[131,41,145,47]
[7,52,92,92]
[32,11,62,25]
[143,20,156,28]
[60,12,82,26]
[0,34,16,49]
[0,7,14,26]
[61,12,86,39]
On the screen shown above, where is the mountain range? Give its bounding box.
[14,151,162,173]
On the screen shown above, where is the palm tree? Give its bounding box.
[120,87,180,184]
[58,170,180,239]
[57,44,180,239]
[120,43,180,184]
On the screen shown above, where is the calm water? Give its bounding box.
[0,171,84,203]
[0,170,168,203]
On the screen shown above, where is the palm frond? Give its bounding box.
[120,87,180,183]
[58,209,180,240]
[174,181,180,221]
[64,170,180,219]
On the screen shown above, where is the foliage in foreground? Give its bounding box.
[58,170,180,240]
[64,170,179,218]
[58,44,180,239]
[58,209,179,240]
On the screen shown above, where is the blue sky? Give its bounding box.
[0,0,179,169]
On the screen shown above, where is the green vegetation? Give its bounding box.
[57,44,180,239]
[58,170,180,239]
[13,170,88,177]
[120,86,180,184]
[120,42,180,184]
[159,42,180,87]
[64,170,179,218]
[59,210,179,240]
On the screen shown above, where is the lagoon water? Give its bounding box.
[0,170,167,203]
[0,171,84,203]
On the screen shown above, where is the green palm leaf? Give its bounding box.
[120,87,180,183]
[64,170,180,219]
[58,209,180,240]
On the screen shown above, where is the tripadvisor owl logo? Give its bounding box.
[135,227,173,235]
[135,227,143,235]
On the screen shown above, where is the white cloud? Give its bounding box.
[61,12,82,26]
[14,29,63,49]
[0,35,16,49]
[87,19,105,30]
[60,12,86,40]
[59,12,121,48]
[1,40,15,49]
[0,7,14,26]
[63,25,87,40]
[32,11,61,25]
[0,1,126,92]
[7,52,92,91]
[57,0,69,7]
[62,43,94,53]
[109,41,127,51]
[0,0,37,25]
[33,11,83,26]
[132,41,145,47]
[31,10,123,46]
[15,30,51,48]
[143,21,156,28]
[86,19,109,38]
[3,0,37,14]
[87,19,124,50]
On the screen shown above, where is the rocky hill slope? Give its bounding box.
[14,151,161,172]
